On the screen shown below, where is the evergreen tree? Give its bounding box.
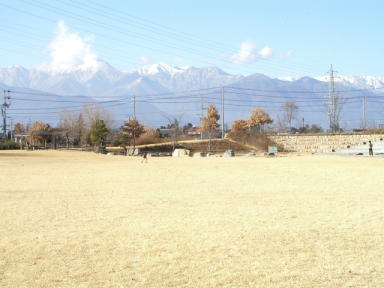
[88,119,109,151]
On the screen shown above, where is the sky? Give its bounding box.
[1,0,383,78]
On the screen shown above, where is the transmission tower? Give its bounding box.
[327,65,338,132]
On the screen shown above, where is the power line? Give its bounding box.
[10,84,384,101]
[2,0,321,76]
[69,0,320,75]
[77,0,323,75]
[6,81,384,130]
[226,86,384,94]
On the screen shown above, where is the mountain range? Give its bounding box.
[1,60,383,129]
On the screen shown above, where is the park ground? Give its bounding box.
[0,150,384,287]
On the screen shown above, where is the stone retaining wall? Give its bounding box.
[270,134,384,153]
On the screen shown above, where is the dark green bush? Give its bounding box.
[0,140,20,150]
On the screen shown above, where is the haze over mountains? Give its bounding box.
[2,61,384,96]
[1,60,383,129]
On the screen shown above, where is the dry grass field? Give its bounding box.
[1,150,384,288]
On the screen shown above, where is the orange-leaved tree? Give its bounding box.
[228,119,249,141]
[28,121,52,148]
[201,104,220,152]
[121,118,145,151]
[248,107,273,133]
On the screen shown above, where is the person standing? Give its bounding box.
[141,151,148,163]
[369,141,373,156]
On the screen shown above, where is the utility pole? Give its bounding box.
[10,118,13,140]
[133,95,136,119]
[362,94,367,130]
[327,65,337,133]
[2,90,11,139]
[221,86,225,139]
[200,94,204,140]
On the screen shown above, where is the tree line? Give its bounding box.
[9,100,326,151]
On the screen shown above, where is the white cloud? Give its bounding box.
[258,46,273,58]
[285,49,294,57]
[139,56,151,64]
[44,21,99,72]
[230,41,256,64]
[230,41,274,64]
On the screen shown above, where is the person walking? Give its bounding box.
[369,140,373,156]
[141,151,148,163]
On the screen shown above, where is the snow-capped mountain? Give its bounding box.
[1,60,384,128]
[137,62,243,91]
[0,66,31,88]
[138,62,187,76]
[108,76,170,98]
[2,61,383,97]
[0,61,244,97]
[315,75,384,91]
[0,83,169,127]
[0,59,125,97]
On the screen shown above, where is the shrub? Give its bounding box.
[136,129,165,145]
[0,140,20,150]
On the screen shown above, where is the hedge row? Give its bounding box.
[0,140,20,150]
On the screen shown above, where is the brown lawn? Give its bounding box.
[0,150,383,287]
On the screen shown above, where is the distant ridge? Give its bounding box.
[1,61,384,128]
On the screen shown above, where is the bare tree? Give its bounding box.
[164,115,183,150]
[331,95,345,133]
[76,113,86,146]
[201,104,220,152]
[59,110,78,148]
[274,115,288,133]
[281,101,298,131]
[325,96,345,133]
[13,122,25,135]
[59,110,88,148]
[78,104,114,146]
[81,104,113,131]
